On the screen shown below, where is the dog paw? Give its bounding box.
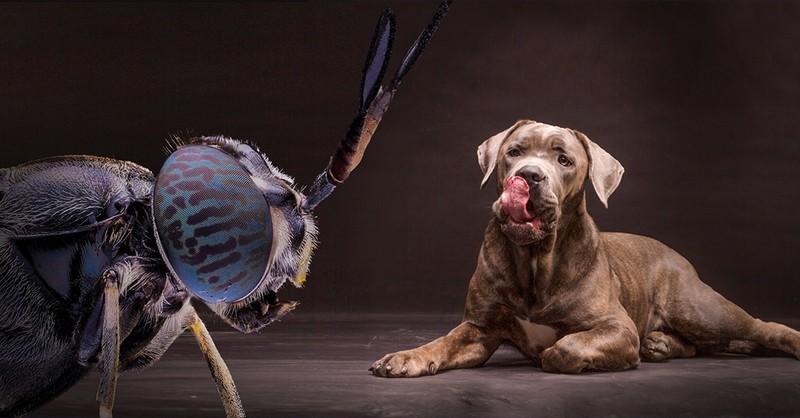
[541,343,589,374]
[640,332,671,361]
[370,350,437,378]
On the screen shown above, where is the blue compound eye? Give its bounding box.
[153,145,273,304]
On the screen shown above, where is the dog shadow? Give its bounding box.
[471,350,784,376]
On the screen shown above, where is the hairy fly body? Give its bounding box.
[0,3,451,417]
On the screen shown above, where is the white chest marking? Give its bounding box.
[516,317,557,352]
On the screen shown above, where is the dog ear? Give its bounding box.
[572,129,624,208]
[477,120,531,188]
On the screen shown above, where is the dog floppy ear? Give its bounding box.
[477,120,531,188]
[571,129,624,208]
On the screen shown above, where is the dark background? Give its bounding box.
[1,1,798,317]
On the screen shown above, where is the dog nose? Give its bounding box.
[517,165,546,184]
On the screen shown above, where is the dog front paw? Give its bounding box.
[541,342,590,374]
[370,349,438,378]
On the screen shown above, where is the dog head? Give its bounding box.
[477,120,623,246]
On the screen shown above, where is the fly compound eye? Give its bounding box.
[153,145,274,304]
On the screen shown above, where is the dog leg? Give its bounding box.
[686,320,800,359]
[723,340,789,357]
[666,279,800,359]
[742,320,800,359]
[640,331,696,362]
[370,321,500,378]
[540,322,640,374]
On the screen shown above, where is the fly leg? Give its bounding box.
[189,311,246,418]
[97,268,120,418]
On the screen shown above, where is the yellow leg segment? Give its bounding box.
[97,271,120,418]
[190,312,246,418]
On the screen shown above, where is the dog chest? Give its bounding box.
[515,317,557,353]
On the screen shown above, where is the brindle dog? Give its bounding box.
[371,119,800,376]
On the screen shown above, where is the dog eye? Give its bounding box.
[558,154,573,167]
[507,148,522,158]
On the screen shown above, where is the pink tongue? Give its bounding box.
[500,176,535,223]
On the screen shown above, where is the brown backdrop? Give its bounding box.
[1,1,798,316]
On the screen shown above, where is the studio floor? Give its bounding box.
[30,314,800,418]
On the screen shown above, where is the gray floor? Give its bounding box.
[30,314,800,418]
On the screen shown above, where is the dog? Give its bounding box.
[370,119,800,377]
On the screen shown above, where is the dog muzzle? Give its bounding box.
[500,176,542,230]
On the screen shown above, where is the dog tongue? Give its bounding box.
[500,176,535,223]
